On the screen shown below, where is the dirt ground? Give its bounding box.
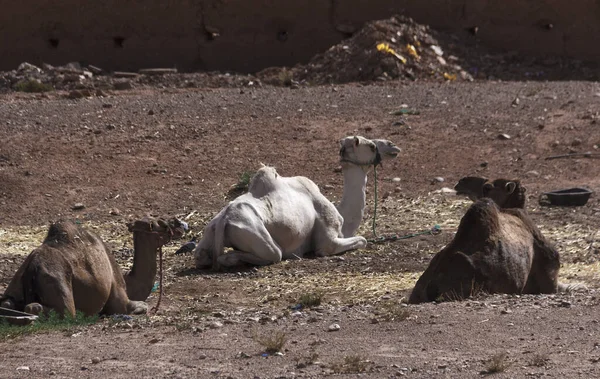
[0,74,600,378]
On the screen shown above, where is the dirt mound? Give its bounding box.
[260,16,472,85]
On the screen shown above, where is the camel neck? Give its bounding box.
[125,231,161,301]
[338,164,369,238]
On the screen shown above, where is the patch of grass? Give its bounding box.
[278,69,294,86]
[530,353,549,367]
[296,350,320,369]
[0,310,98,341]
[226,170,255,200]
[330,355,371,374]
[484,352,511,374]
[253,329,287,354]
[378,300,410,321]
[13,79,53,93]
[298,291,323,308]
[436,280,487,303]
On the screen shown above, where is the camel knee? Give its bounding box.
[24,303,45,316]
[195,249,213,269]
[127,301,148,315]
[1,298,15,310]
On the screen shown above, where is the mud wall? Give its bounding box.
[0,0,599,73]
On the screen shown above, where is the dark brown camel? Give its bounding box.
[0,217,184,316]
[410,177,560,303]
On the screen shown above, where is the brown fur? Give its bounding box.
[408,198,559,303]
[454,176,526,209]
[0,218,184,317]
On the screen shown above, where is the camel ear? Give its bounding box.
[354,136,360,146]
[505,182,517,194]
[482,182,493,196]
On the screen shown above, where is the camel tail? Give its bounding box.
[557,281,588,293]
[212,215,227,270]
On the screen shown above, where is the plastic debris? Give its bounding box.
[406,44,420,60]
[376,43,407,64]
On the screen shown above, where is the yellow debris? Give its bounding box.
[376,43,407,64]
[444,72,457,81]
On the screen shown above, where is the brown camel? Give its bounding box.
[0,217,184,316]
[408,197,560,304]
[454,176,526,208]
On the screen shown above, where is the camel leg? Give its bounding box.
[216,223,283,268]
[31,272,77,317]
[316,236,367,257]
[102,283,133,315]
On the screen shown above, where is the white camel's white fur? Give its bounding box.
[194,136,392,269]
[337,138,400,237]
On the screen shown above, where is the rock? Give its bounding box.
[328,323,341,332]
[113,71,139,78]
[91,357,101,364]
[440,187,457,194]
[16,366,30,371]
[498,133,511,140]
[138,68,178,75]
[291,311,303,317]
[512,97,520,107]
[72,203,85,210]
[88,65,104,74]
[500,309,513,314]
[67,90,91,99]
[431,177,444,184]
[113,80,133,91]
[18,62,41,72]
[392,177,401,183]
[572,138,583,146]
[208,321,223,329]
[323,184,334,190]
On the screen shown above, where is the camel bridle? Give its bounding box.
[132,222,175,315]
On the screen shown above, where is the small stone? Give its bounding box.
[113,80,133,91]
[148,109,155,115]
[323,184,334,190]
[432,177,444,184]
[512,97,520,107]
[102,103,114,109]
[148,338,160,344]
[291,311,302,317]
[328,323,341,332]
[18,62,41,72]
[438,364,447,369]
[16,366,30,371]
[72,203,85,210]
[440,187,457,194]
[392,177,401,183]
[480,162,488,167]
[498,133,511,140]
[67,90,87,99]
[91,357,101,364]
[560,301,572,308]
[571,138,583,146]
[208,321,223,329]
[525,170,540,177]
[501,309,513,314]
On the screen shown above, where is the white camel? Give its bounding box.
[194,136,398,269]
[247,137,400,238]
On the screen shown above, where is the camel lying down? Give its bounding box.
[0,217,184,316]
[194,136,387,270]
[409,198,560,303]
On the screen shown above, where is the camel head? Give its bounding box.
[127,217,186,245]
[454,176,488,201]
[339,136,382,167]
[454,176,526,209]
[482,179,526,209]
[371,139,401,161]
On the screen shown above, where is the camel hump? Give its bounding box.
[44,220,99,246]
